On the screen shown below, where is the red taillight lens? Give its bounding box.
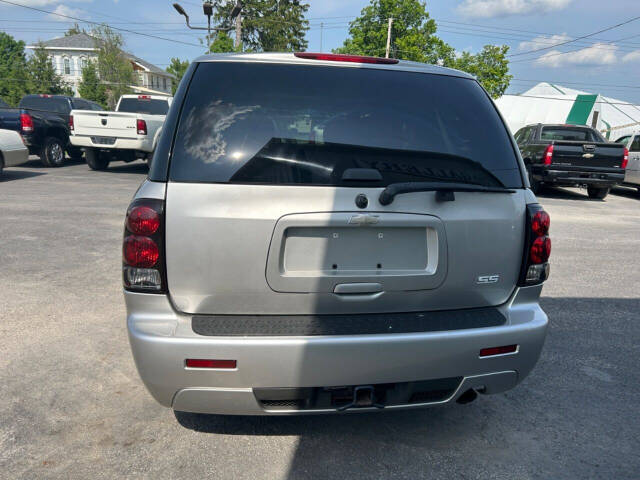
[185,359,237,369]
[530,236,551,264]
[543,144,553,165]
[137,119,147,135]
[126,206,159,235]
[123,235,159,267]
[123,199,164,292]
[621,147,629,169]
[20,113,34,133]
[480,345,518,357]
[531,210,550,236]
[69,114,74,131]
[294,52,399,64]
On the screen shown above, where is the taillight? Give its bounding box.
[543,144,553,165]
[20,113,34,133]
[621,147,629,169]
[137,119,147,135]
[69,114,74,131]
[518,204,551,286]
[123,199,165,292]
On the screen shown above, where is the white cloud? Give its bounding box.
[622,50,640,63]
[48,4,84,20]
[457,0,572,18]
[535,43,619,67]
[518,34,571,51]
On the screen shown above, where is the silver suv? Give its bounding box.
[124,53,550,415]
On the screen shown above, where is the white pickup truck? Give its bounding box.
[69,94,172,170]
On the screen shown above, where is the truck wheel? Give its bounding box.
[526,166,541,194]
[67,147,84,161]
[85,149,110,171]
[40,137,65,167]
[587,186,609,200]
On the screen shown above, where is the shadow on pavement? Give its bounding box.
[174,297,640,478]
[611,186,640,200]
[103,161,149,175]
[0,170,47,182]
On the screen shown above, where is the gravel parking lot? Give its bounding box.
[1,158,639,479]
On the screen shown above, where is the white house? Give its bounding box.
[27,33,175,96]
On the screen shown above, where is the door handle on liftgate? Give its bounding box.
[333,283,383,295]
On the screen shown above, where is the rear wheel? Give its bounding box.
[40,137,65,167]
[85,148,110,171]
[526,166,541,194]
[587,186,609,200]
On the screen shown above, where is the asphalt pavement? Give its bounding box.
[1,158,639,479]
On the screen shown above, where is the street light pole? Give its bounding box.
[173,1,243,52]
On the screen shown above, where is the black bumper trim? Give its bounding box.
[191,307,507,336]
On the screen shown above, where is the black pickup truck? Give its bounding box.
[0,94,102,167]
[515,124,627,199]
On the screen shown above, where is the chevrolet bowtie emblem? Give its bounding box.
[582,153,594,158]
[348,214,379,225]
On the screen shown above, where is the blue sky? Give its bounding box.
[1,0,639,102]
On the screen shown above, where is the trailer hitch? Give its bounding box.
[336,385,385,411]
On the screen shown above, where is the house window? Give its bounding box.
[63,57,71,75]
[79,57,87,72]
[163,77,167,91]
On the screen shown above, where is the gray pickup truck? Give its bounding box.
[515,123,627,199]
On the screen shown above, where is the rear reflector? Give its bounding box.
[480,345,518,357]
[294,52,399,64]
[185,359,237,369]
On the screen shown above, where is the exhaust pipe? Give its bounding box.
[456,388,478,405]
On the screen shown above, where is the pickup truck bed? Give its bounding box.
[515,124,627,199]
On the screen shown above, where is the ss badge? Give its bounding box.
[477,274,500,284]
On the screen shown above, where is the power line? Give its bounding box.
[0,0,204,48]
[508,15,640,57]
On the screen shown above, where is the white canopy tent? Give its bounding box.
[495,83,640,141]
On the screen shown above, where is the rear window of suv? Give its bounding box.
[541,127,603,142]
[170,62,522,188]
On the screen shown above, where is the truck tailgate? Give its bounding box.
[550,141,625,170]
[71,110,138,139]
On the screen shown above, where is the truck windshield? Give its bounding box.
[117,98,169,115]
[170,62,523,188]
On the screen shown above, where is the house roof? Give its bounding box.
[35,32,97,50]
[29,33,175,78]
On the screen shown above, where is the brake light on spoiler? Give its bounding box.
[294,52,399,64]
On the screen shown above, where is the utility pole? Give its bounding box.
[320,22,324,52]
[235,10,242,51]
[385,17,393,58]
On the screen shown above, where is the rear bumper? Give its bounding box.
[532,167,624,187]
[69,134,153,153]
[126,286,548,415]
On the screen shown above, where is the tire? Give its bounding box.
[587,186,609,200]
[67,147,84,161]
[85,148,110,171]
[40,137,65,167]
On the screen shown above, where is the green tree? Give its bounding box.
[0,32,30,105]
[208,32,236,53]
[92,25,135,108]
[166,57,190,94]
[450,45,512,99]
[335,0,511,98]
[78,60,107,107]
[65,23,86,36]
[27,43,73,95]
[211,0,309,52]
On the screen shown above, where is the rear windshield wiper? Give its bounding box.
[379,182,516,205]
